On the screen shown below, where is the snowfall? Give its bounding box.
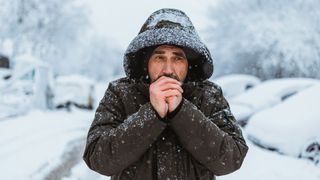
[0,78,319,180]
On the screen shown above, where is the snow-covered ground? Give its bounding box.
[0,80,319,180]
[0,82,108,180]
[218,137,320,180]
[0,108,93,180]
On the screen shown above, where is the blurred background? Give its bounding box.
[0,0,319,179]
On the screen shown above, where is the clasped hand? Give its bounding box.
[149,76,183,118]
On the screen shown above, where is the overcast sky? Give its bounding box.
[84,0,217,49]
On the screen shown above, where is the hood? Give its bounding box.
[123,8,214,82]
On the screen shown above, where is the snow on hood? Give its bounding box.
[123,8,214,82]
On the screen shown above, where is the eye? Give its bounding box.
[154,55,165,61]
[174,56,185,61]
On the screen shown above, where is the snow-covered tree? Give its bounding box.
[70,34,124,81]
[0,0,123,81]
[0,0,88,74]
[206,0,320,80]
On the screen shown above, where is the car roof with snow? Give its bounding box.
[230,78,320,110]
[212,74,261,99]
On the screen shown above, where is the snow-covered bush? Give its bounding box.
[206,0,320,80]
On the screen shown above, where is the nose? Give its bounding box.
[162,61,174,74]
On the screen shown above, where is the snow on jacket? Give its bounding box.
[83,8,248,180]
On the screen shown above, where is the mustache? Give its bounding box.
[155,74,180,82]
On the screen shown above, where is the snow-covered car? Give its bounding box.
[0,54,11,80]
[229,78,320,126]
[0,54,10,68]
[245,84,320,164]
[0,68,12,81]
[213,74,261,99]
[53,74,95,110]
[0,54,54,119]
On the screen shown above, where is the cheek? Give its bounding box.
[176,62,188,77]
[148,62,161,79]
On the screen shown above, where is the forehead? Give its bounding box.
[153,45,185,53]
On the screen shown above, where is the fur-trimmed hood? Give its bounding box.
[123,8,214,82]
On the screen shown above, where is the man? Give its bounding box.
[83,8,248,180]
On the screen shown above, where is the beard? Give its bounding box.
[154,73,180,82]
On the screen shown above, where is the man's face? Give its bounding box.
[148,45,188,83]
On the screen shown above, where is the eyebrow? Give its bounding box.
[173,52,186,58]
[152,50,186,58]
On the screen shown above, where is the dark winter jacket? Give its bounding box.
[83,8,248,180]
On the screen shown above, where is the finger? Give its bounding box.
[162,89,181,98]
[159,83,183,93]
[166,95,180,101]
[166,93,182,100]
[155,76,182,86]
[165,96,175,103]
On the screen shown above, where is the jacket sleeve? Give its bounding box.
[83,83,167,176]
[169,85,248,176]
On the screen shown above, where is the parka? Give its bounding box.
[83,8,248,180]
